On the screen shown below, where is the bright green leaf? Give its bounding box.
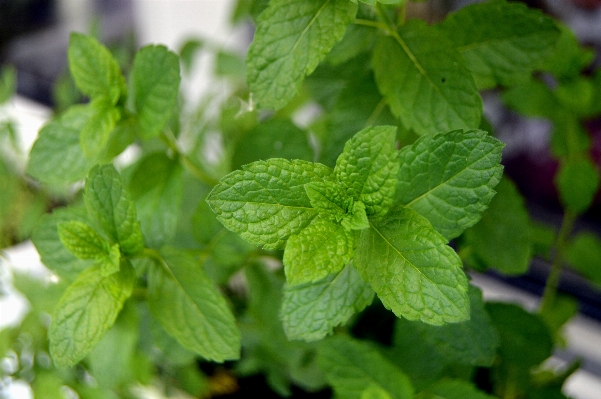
[283,217,355,286]
[334,125,399,216]
[84,164,144,255]
[318,335,413,399]
[396,129,504,239]
[343,201,370,230]
[96,243,121,276]
[49,262,135,367]
[31,206,95,280]
[57,220,110,259]
[68,32,125,103]
[355,206,469,325]
[556,158,600,214]
[305,180,349,222]
[372,20,481,136]
[565,232,601,285]
[131,45,180,139]
[147,247,241,362]
[0,66,16,104]
[80,99,120,159]
[464,177,532,275]
[129,153,184,248]
[27,105,96,185]
[246,0,358,109]
[439,0,559,89]
[206,159,332,249]
[281,263,374,341]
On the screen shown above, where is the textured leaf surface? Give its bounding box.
[355,207,469,325]
[79,100,120,159]
[305,180,349,222]
[57,221,109,259]
[132,45,180,139]
[49,263,134,367]
[464,177,532,275]
[147,248,241,362]
[439,0,559,89]
[284,218,355,286]
[396,129,504,239]
[84,164,144,255]
[27,106,95,185]
[246,0,357,109]
[393,286,499,369]
[68,33,125,103]
[207,159,332,249]
[281,264,373,341]
[556,158,600,214]
[372,20,481,136]
[31,206,94,280]
[129,153,183,248]
[318,335,413,399]
[334,125,399,216]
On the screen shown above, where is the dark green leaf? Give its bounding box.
[555,158,600,214]
[565,232,601,285]
[418,379,496,399]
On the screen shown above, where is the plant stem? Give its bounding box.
[160,129,219,186]
[539,210,576,313]
[354,18,386,30]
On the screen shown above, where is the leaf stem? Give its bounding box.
[160,129,219,186]
[538,210,576,313]
[353,18,386,30]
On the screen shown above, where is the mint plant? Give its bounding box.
[2,0,601,398]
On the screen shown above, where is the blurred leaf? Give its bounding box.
[538,294,578,346]
[555,157,600,214]
[565,232,601,285]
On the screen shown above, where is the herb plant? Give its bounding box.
[2,0,601,398]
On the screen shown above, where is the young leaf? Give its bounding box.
[372,20,481,136]
[318,335,413,399]
[305,180,349,222]
[439,0,559,89]
[565,232,601,285]
[31,206,95,280]
[207,159,333,249]
[27,105,96,185]
[147,247,241,362]
[129,153,184,248]
[68,33,125,103]
[334,125,399,216]
[283,218,355,286]
[131,45,180,139]
[355,206,469,325]
[281,263,374,341]
[84,164,144,255]
[57,220,110,260]
[396,129,504,239]
[246,0,358,109]
[463,177,532,275]
[393,286,499,369]
[555,158,600,214]
[49,262,135,367]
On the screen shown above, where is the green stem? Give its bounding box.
[375,3,395,35]
[539,211,576,313]
[353,18,386,30]
[160,130,219,186]
[142,247,164,264]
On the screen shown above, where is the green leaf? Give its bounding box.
[80,99,120,159]
[318,335,413,399]
[334,125,399,216]
[355,206,469,325]
[0,66,16,104]
[84,164,144,255]
[246,0,358,109]
[129,153,184,248]
[393,286,499,369]
[305,180,350,222]
[283,218,355,286]
[542,23,595,79]
[326,24,376,66]
[396,129,504,239]
[439,0,559,89]
[463,177,532,275]
[538,294,579,345]
[418,379,496,399]
[49,262,135,367]
[57,220,110,259]
[232,119,313,170]
[27,105,96,185]
[372,20,481,136]
[131,45,180,139]
[68,33,125,103]
[96,243,121,277]
[147,247,241,362]
[501,78,558,118]
[207,159,332,249]
[31,206,95,280]
[281,263,374,341]
[565,232,601,285]
[555,158,600,214]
